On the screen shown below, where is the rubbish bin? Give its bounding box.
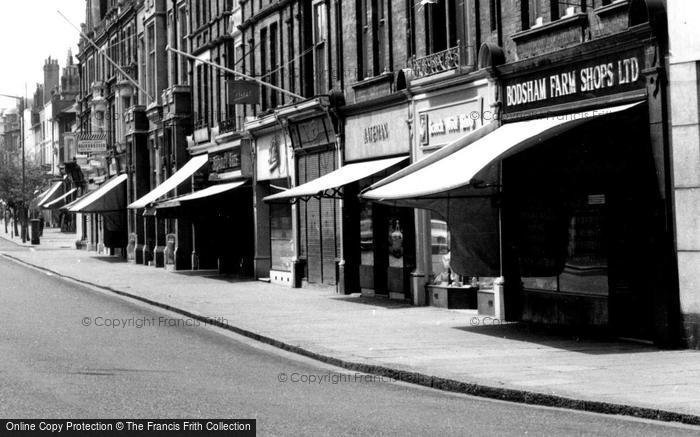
[30,219,40,245]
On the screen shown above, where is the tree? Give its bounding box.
[0,154,51,234]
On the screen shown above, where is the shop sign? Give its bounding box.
[210,149,241,173]
[228,80,260,104]
[502,49,645,113]
[345,105,409,161]
[256,131,292,181]
[418,98,483,149]
[193,126,210,144]
[289,117,333,149]
[77,133,108,154]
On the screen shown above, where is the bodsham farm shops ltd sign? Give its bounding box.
[502,49,645,113]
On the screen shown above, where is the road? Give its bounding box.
[0,239,698,436]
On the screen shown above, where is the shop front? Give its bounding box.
[247,115,296,286]
[153,139,254,276]
[411,77,493,308]
[68,173,128,255]
[362,26,678,345]
[265,99,342,290]
[342,102,413,300]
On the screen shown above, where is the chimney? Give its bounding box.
[43,57,60,105]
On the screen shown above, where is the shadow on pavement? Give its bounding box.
[454,322,659,354]
[330,294,414,309]
[91,256,127,264]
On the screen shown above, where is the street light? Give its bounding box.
[0,93,27,243]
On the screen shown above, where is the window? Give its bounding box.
[147,24,155,100]
[269,22,278,108]
[550,0,586,21]
[213,56,220,124]
[376,0,387,73]
[358,0,370,79]
[168,11,176,86]
[260,27,268,110]
[178,6,188,84]
[424,0,459,55]
[313,1,328,93]
[138,35,146,104]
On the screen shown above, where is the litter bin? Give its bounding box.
[30,219,40,245]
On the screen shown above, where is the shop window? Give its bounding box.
[360,202,374,266]
[520,196,608,295]
[270,197,294,272]
[430,215,451,283]
[387,214,405,268]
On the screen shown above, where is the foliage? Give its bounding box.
[0,155,51,207]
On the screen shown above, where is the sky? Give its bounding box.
[0,1,85,109]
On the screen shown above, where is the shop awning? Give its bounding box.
[128,154,209,209]
[263,156,408,202]
[68,174,127,213]
[362,103,641,201]
[36,181,65,208]
[61,193,86,211]
[156,180,247,210]
[43,188,77,209]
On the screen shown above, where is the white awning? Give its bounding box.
[61,192,89,211]
[156,180,247,209]
[362,103,641,201]
[69,174,127,213]
[36,181,65,208]
[43,188,77,209]
[128,154,209,209]
[263,156,408,202]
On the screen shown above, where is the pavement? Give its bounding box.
[8,252,695,436]
[2,225,700,426]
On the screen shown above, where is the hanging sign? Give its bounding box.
[77,133,108,154]
[228,80,260,104]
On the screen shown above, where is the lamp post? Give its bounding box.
[0,93,27,242]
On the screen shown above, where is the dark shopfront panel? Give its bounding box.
[297,149,340,286]
[161,186,254,275]
[502,106,662,340]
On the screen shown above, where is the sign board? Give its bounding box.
[77,133,108,154]
[256,130,292,181]
[289,116,333,150]
[193,126,210,144]
[417,98,483,150]
[502,48,645,113]
[209,148,241,173]
[345,105,410,161]
[228,80,260,104]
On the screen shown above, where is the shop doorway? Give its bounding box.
[357,202,415,298]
